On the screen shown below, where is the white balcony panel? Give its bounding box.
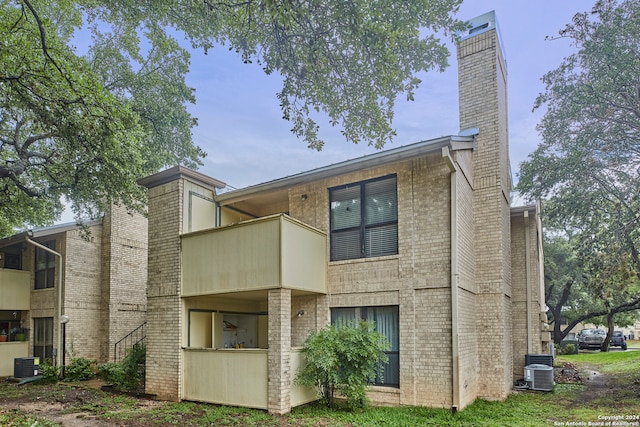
[182,214,326,296]
[0,342,29,376]
[291,348,318,407]
[0,269,31,310]
[183,348,268,409]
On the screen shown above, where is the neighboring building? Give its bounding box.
[0,205,147,376]
[139,11,549,414]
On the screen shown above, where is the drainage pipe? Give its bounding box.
[524,211,533,353]
[442,147,459,412]
[25,236,64,368]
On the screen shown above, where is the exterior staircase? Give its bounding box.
[114,322,146,363]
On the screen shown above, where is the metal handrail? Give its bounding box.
[114,322,146,362]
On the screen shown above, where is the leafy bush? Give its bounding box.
[39,362,60,384]
[562,343,576,355]
[295,321,389,410]
[64,357,96,382]
[98,344,145,392]
[98,362,125,387]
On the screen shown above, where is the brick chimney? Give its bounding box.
[457,11,514,400]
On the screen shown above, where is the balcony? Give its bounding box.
[0,269,30,310]
[181,214,326,296]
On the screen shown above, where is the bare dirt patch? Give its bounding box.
[554,360,615,406]
[0,380,168,427]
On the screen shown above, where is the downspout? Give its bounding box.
[25,236,64,368]
[442,147,459,412]
[524,211,533,353]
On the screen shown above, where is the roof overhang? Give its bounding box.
[138,165,226,191]
[0,220,100,248]
[217,135,475,206]
[510,204,538,217]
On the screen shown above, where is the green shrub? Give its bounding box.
[562,343,576,355]
[98,362,125,387]
[64,357,96,382]
[98,344,145,392]
[39,361,60,384]
[295,321,389,410]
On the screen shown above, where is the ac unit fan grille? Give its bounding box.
[524,364,554,392]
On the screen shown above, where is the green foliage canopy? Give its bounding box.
[1,0,202,236]
[1,0,465,236]
[517,0,640,328]
[295,321,389,410]
[544,235,640,344]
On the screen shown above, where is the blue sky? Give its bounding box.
[186,0,587,192]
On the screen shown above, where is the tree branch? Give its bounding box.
[21,0,76,90]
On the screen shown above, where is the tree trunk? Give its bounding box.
[552,307,565,345]
[601,311,616,352]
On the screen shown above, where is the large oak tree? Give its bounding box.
[517,0,640,346]
[0,0,465,236]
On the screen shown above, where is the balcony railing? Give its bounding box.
[181,214,326,296]
[0,269,31,310]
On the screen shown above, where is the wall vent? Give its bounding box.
[459,11,496,41]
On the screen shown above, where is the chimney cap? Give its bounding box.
[458,11,498,41]
[457,11,507,68]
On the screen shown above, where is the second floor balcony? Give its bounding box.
[181,214,326,297]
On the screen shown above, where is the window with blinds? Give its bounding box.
[331,306,399,387]
[329,175,398,261]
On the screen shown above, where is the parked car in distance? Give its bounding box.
[578,328,606,350]
[610,330,628,350]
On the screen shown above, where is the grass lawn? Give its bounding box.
[1,350,640,426]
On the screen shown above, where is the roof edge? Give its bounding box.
[0,220,101,248]
[510,204,537,216]
[218,135,473,204]
[138,165,226,191]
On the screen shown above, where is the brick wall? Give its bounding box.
[511,211,544,378]
[414,288,452,407]
[145,180,183,400]
[64,225,103,361]
[288,155,459,407]
[20,208,146,365]
[101,204,148,362]
[291,295,321,348]
[457,288,479,406]
[455,154,479,407]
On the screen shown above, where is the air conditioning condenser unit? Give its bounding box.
[524,363,554,392]
[14,357,40,378]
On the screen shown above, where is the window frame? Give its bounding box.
[329,174,398,261]
[34,240,56,290]
[331,305,400,388]
[33,317,54,363]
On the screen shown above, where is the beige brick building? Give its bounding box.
[0,205,147,376]
[139,11,548,414]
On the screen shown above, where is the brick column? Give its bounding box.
[268,288,291,414]
[144,180,183,401]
